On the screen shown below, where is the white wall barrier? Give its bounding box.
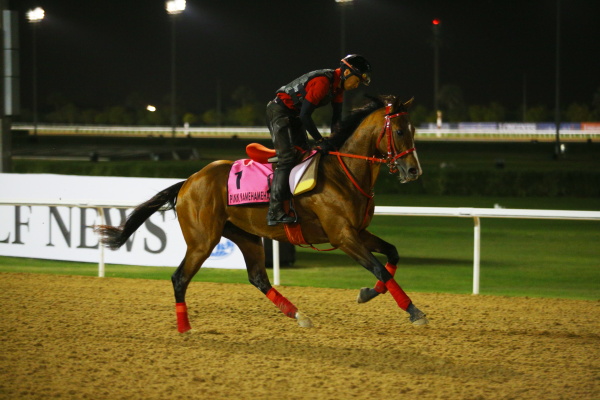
[2,174,599,293]
[0,174,246,277]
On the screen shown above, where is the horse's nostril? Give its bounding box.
[408,167,418,176]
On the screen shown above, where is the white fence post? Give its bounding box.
[273,240,280,286]
[97,207,105,278]
[473,217,481,295]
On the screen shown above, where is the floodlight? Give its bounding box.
[27,7,45,23]
[166,0,186,15]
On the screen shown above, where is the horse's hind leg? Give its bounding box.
[171,244,218,333]
[171,201,223,333]
[172,258,192,333]
[223,223,312,328]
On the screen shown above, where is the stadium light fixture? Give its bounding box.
[27,7,45,23]
[166,0,186,14]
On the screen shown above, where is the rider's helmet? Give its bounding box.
[340,54,372,86]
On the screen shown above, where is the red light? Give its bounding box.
[432,19,440,25]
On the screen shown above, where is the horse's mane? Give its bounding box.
[329,95,394,148]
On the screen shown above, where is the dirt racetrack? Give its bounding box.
[0,272,598,399]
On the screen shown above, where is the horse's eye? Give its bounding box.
[395,129,404,136]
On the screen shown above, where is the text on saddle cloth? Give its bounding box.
[227,151,320,206]
[227,159,272,206]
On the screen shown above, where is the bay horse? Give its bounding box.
[96,95,428,332]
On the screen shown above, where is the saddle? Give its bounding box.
[245,143,321,196]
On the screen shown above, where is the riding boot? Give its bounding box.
[267,168,296,226]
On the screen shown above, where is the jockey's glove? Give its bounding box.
[316,138,336,154]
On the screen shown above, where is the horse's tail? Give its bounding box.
[95,181,186,250]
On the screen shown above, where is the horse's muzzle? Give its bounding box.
[397,151,422,183]
[397,163,422,184]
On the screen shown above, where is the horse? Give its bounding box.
[95,94,428,332]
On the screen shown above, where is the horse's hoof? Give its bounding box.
[357,287,379,304]
[407,303,428,326]
[411,317,429,326]
[295,311,313,328]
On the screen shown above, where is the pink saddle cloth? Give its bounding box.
[227,144,319,206]
[227,159,273,206]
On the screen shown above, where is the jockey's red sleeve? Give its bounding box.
[304,76,331,105]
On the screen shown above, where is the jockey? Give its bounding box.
[266,54,372,226]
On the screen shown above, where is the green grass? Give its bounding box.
[1,194,598,301]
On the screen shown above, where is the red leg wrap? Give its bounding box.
[374,263,398,294]
[266,288,298,318]
[176,302,192,333]
[384,279,412,311]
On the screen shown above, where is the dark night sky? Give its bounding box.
[11,0,600,118]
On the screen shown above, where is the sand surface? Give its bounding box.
[0,272,598,399]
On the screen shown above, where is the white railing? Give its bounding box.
[416,128,598,140]
[274,206,600,293]
[13,124,274,138]
[372,206,600,294]
[12,123,600,140]
[2,196,598,294]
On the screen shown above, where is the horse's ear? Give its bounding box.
[403,97,415,109]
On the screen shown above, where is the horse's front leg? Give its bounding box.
[333,228,428,325]
[355,230,400,304]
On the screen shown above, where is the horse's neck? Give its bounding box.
[339,110,383,161]
[331,116,383,191]
[339,127,378,156]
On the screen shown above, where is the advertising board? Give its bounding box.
[0,174,245,269]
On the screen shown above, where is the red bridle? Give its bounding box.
[375,110,415,173]
[329,108,416,182]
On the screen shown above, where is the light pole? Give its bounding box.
[27,7,45,136]
[166,0,185,138]
[432,19,441,115]
[554,0,561,160]
[336,0,353,117]
[335,0,353,57]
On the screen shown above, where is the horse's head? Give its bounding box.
[330,95,422,184]
[377,96,422,183]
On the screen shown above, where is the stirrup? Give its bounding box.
[267,211,297,226]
